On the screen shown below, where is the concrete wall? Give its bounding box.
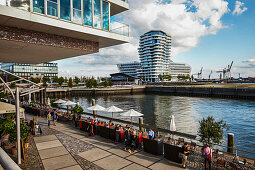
[145,86,255,99]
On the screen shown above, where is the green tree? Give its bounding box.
[198,116,228,145]
[108,79,113,86]
[52,76,59,83]
[74,76,80,85]
[102,80,108,87]
[71,104,84,116]
[64,77,68,83]
[42,77,49,87]
[58,77,65,86]
[86,79,93,88]
[68,77,73,88]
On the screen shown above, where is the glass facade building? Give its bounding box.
[0,63,58,79]
[117,61,141,78]
[139,30,171,82]
[32,0,110,31]
[169,62,191,81]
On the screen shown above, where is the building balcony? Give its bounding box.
[0,0,129,63]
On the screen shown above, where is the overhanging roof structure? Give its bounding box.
[0,0,129,64]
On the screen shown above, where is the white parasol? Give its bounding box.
[87,104,105,111]
[169,115,176,139]
[120,109,144,126]
[53,99,66,104]
[104,106,123,120]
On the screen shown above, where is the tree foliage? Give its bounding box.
[71,104,84,115]
[68,77,73,88]
[74,76,80,85]
[177,74,190,81]
[198,116,228,145]
[159,74,172,81]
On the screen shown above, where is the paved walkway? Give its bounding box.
[28,115,183,170]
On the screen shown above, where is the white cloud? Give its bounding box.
[232,1,247,16]
[62,0,231,76]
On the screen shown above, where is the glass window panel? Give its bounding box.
[33,0,45,14]
[60,0,71,21]
[73,0,81,10]
[73,9,82,24]
[47,0,58,17]
[83,0,92,26]
[102,1,109,30]
[93,0,101,28]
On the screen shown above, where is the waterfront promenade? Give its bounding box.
[26,114,182,170]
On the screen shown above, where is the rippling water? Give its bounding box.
[70,94,255,158]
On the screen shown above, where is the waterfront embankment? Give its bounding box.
[41,85,255,100]
[145,86,255,100]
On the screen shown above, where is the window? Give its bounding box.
[33,0,45,14]
[102,1,109,30]
[60,0,71,21]
[47,0,58,17]
[73,0,82,23]
[83,0,92,26]
[93,0,101,28]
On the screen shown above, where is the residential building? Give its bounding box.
[169,62,191,81]
[117,61,141,78]
[0,63,58,79]
[138,30,171,82]
[0,0,129,64]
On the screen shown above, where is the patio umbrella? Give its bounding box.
[169,115,176,139]
[62,100,76,115]
[0,102,25,119]
[120,109,143,127]
[87,104,105,111]
[53,99,66,104]
[104,106,123,121]
[47,98,51,106]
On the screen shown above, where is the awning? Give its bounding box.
[0,102,25,119]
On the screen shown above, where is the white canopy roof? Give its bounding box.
[120,109,144,117]
[0,102,24,114]
[62,100,76,106]
[53,99,66,104]
[104,106,123,113]
[87,104,105,111]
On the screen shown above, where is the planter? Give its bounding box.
[100,126,110,139]
[12,147,17,155]
[109,128,116,141]
[143,138,163,155]
[24,142,29,148]
[163,143,182,164]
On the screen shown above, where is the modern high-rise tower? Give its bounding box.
[138,30,171,82]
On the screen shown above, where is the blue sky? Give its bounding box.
[57,0,255,78]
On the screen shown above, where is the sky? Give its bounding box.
[57,0,255,79]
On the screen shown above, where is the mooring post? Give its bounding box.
[227,133,234,154]
[139,118,144,132]
[92,99,96,118]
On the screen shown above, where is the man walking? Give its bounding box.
[47,111,51,127]
[53,111,58,126]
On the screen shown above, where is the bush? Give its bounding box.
[198,116,228,145]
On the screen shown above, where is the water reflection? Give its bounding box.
[71,94,255,158]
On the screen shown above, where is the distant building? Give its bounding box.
[139,30,171,82]
[117,61,141,78]
[0,63,58,79]
[169,62,191,81]
[110,73,139,85]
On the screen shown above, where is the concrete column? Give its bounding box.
[15,87,21,164]
[92,99,96,118]
[227,133,234,154]
[139,118,144,132]
[44,88,47,105]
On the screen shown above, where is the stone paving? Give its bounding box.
[27,115,184,170]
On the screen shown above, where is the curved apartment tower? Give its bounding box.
[139,30,171,82]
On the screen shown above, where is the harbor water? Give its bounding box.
[70,94,255,158]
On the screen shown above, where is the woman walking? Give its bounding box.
[202,143,212,170]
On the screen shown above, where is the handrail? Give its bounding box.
[0,147,21,170]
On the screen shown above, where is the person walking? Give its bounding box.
[202,143,212,170]
[124,127,132,153]
[53,111,58,126]
[181,142,190,168]
[47,112,51,127]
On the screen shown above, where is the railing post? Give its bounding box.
[16,87,21,164]
[139,118,143,132]
[227,133,234,154]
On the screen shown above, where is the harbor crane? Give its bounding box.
[192,67,203,79]
[216,61,234,80]
[208,70,213,80]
